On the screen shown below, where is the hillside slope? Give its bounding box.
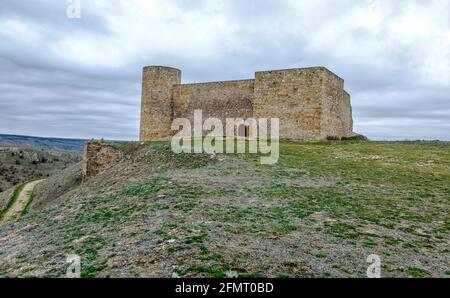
[0,141,448,278]
[0,143,81,192]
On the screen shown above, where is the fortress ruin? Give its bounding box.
[140,66,354,141]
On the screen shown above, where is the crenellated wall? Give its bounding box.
[139,66,354,141]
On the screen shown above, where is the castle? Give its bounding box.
[140,66,354,141]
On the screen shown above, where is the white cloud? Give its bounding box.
[0,18,41,43]
[52,34,129,68]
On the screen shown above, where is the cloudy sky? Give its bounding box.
[0,0,449,140]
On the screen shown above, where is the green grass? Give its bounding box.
[252,140,450,241]
[81,260,108,278]
[314,252,328,258]
[68,141,450,276]
[2,140,448,278]
[405,267,431,277]
[174,263,231,278]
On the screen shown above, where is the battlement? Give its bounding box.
[139,66,354,141]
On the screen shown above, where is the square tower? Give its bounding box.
[253,67,353,140]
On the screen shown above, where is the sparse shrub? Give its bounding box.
[15,160,21,165]
[406,267,430,277]
[342,134,368,141]
[122,142,141,156]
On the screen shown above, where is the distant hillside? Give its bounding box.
[0,142,81,192]
[0,134,86,151]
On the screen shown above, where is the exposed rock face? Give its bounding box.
[82,142,122,182]
[140,66,355,141]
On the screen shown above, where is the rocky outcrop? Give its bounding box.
[82,141,122,183]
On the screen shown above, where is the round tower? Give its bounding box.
[140,66,181,141]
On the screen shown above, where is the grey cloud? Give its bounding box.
[0,0,448,140]
[0,0,111,35]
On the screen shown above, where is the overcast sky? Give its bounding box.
[0,0,449,140]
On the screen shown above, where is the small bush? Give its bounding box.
[122,142,141,156]
[342,134,368,141]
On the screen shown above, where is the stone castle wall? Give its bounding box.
[254,68,325,140]
[341,91,353,136]
[173,79,254,128]
[140,66,181,140]
[139,66,354,141]
[320,70,352,139]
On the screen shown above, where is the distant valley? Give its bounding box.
[0,134,86,151]
[0,134,83,192]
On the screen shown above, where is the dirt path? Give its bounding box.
[0,180,44,224]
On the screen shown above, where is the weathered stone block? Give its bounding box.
[82,142,122,182]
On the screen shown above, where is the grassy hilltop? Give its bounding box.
[0,140,448,278]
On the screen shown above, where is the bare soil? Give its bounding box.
[0,180,44,225]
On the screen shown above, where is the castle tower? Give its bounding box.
[140,66,181,141]
[253,67,353,140]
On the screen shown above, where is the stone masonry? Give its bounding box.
[140,66,355,141]
[82,141,122,182]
